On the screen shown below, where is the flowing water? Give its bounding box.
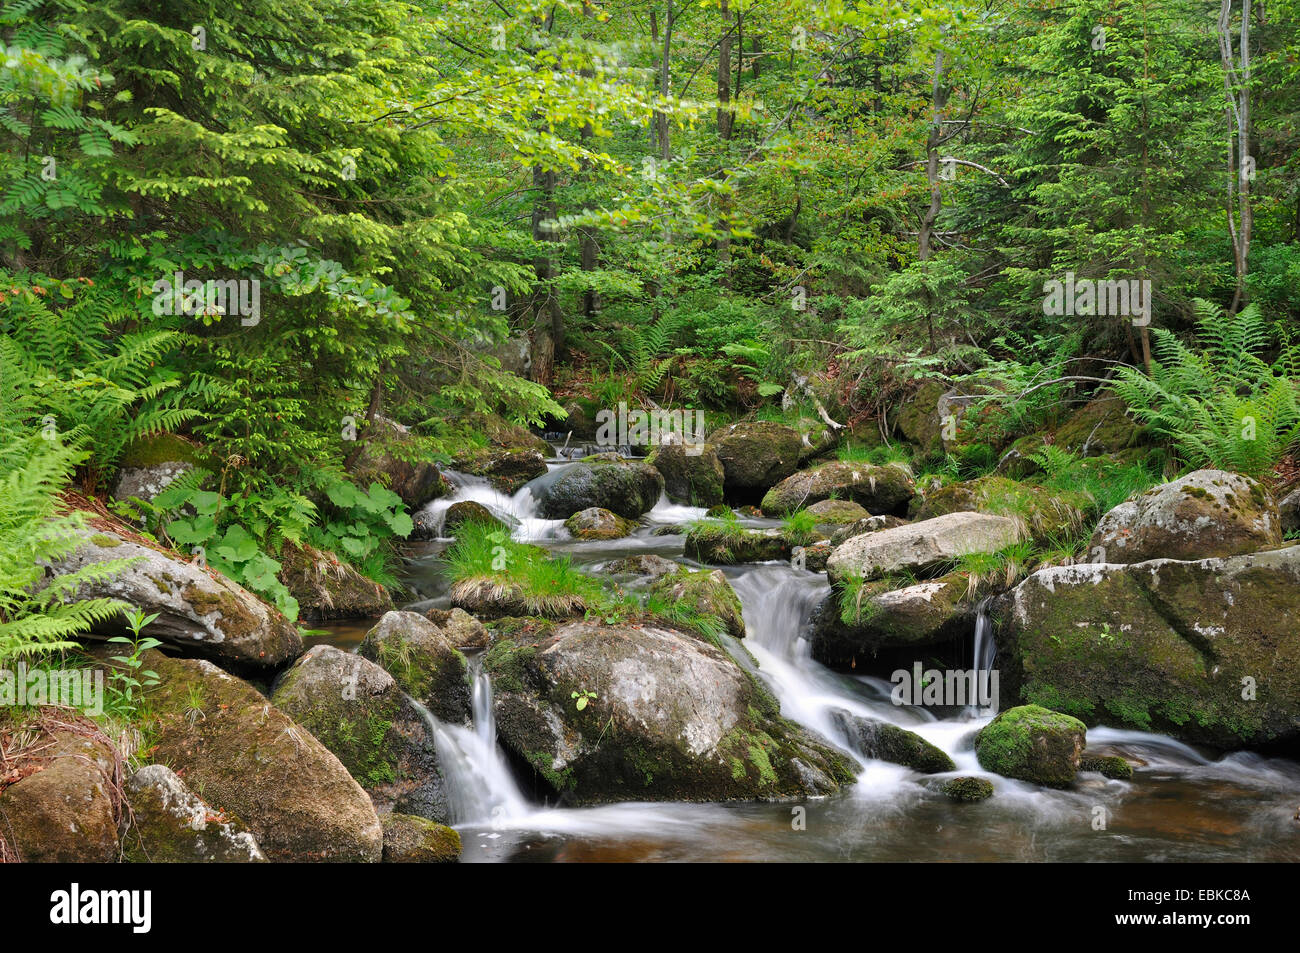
[315,460,1300,862]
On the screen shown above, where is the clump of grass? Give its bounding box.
[781,509,819,546]
[950,540,1036,594]
[443,521,604,617]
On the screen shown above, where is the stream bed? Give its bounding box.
[311,463,1300,863]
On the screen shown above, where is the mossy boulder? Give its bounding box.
[143,652,383,861]
[975,705,1086,788]
[825,512,1025,587]
[276,542,393,621]
[359,610,472,722]
[805,499,870,524]
[1278,487,1300,535]
[600,554,681,580]
[1080,755,1134,780]
[829,709,955,773]
[710,421,805,493]
[760,461,914,516]
[812,571,989,663]
[911,475,1091,544]
[351,415,451,509]
[993,546,1300,749]
[647,443,725,507]
[1053,393,1144,455]
[444,500,507,535]
[381,813,461,863]
[486,620,857,803]
[42,529,301,671]
[423,607,490,650]
[271,644,448,823]
[565,506,638,540]
[684,524,791,564]
[1090,469,1280,563]
[535,456,664,519]
[0,730,119,863]
[891,379,949,457]
[940,776,994,801]
[648,568,746,639]
[450,448,548,494]
[121,765,266,862]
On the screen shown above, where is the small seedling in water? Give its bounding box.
[571,689,597,712]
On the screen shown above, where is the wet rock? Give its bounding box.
[647,443,725,507]
[710,421,805,494]
[40,529,301,670]
[359,610,472,722]
[424,607,490,650]
[940,776,994,801]
[535,456,664,519]
[145,652,383,861]
[993,546,1300,748]
[451,448,548,495]
[1090,470,1280,563]
[760,461,914,516]
[444,500,507,534]
[565,506,637,540]
[825,512,1025,586]
[684,524,791,564]
[829,709,955,773]
[975,705,1086,788]
[600,554,681,580]
[121,765,265,862]
[381,812,461,863]
[271,644,449,823]
[486,620,856,803]
[1080,755,1133,780]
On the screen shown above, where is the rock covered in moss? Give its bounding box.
[1053,393,1144,455]
[829,709,955,773]
[564,506,638,540]
[812,572,988,663]
[940,776,994,801]
[975,705,1086,788]
[710,421,805,493]
[121,765,265,862]
[648,568,746,639]
[143,652,383,861]
[359,610,471,722]
[647,443,725,507]
[684,523,791,564]
[891,379,950,457]
[535,456,664,519]
[381,812,461,863]
[277,542,393,621]
[444,500,507,535]
[0,730,119,862]
[451,448,548,494]
[1090,470,1280,563]
[760,461,914,517]
[825,512,1025,586]
[911,475,1090,544]
[600,554,681,580]
[41,529,301,670]
[272,644,449,823]
[424,607,490,650]
[993,546,1300,748]
[486,620,856,803]
[1080,755,1134,780]
[805,499,870,524]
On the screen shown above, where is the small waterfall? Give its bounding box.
[414,468,564,542]
[972,597,996,680]
[421,658,531,826]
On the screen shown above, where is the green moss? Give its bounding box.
[89,533,122,547]
[119,433,201,468]
[941,776,994,801]
[483,638,538,695]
